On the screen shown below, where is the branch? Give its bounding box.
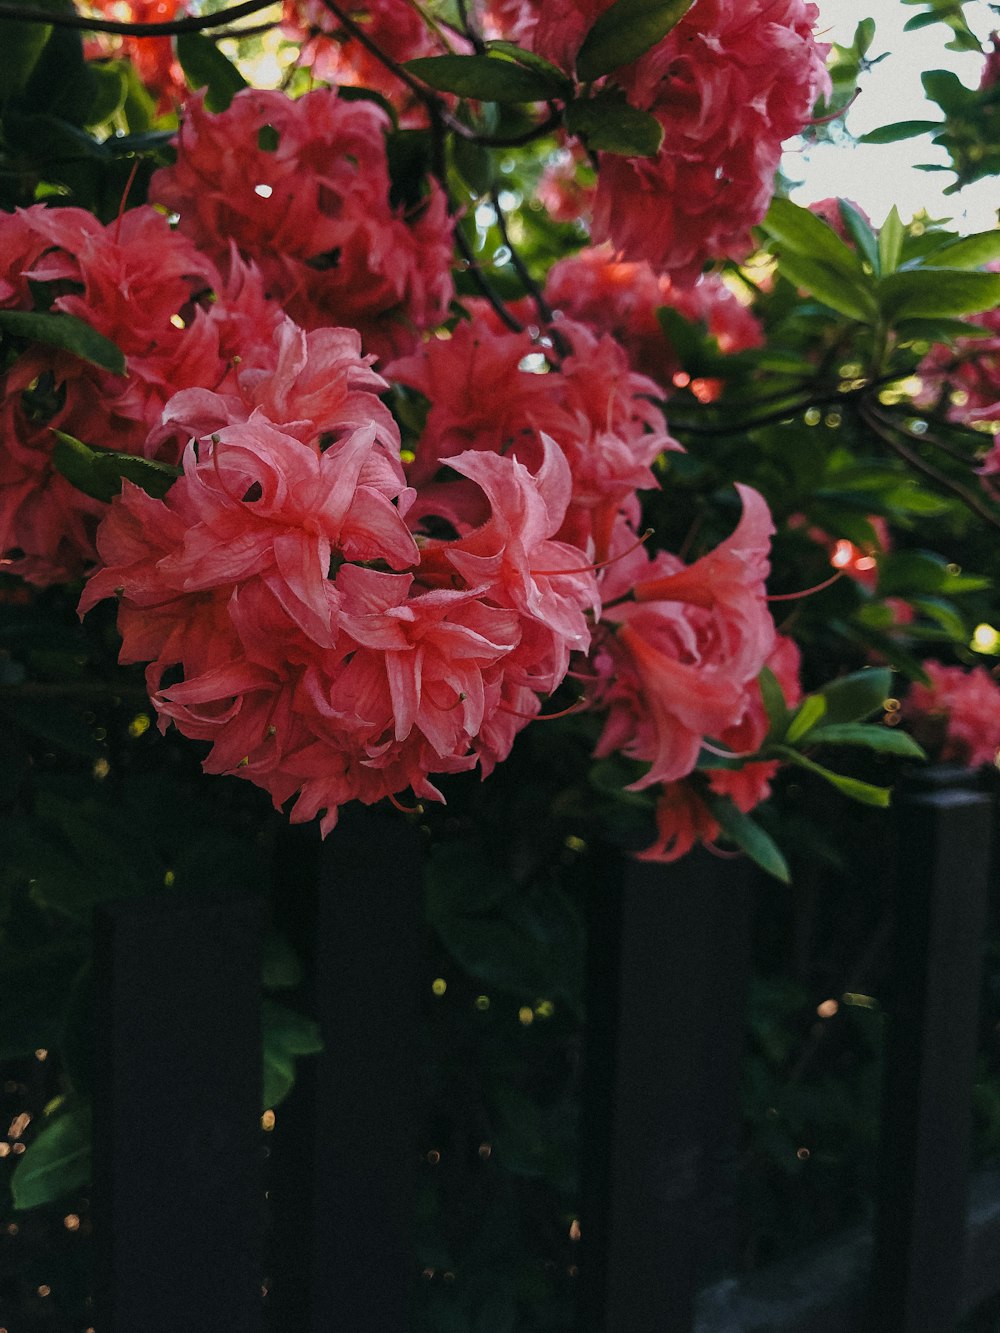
[0,0,280,36]
[859,398,1000,533]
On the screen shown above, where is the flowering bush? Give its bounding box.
[2,1,1000,1308]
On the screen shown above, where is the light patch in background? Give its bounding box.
[786,0,998,234]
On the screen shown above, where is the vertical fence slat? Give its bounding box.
[93,886,264,1333]
[269,804,423,1332]
[579,846,753,1333]
[868,765,995,1333]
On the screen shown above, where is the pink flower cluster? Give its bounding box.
[902,660,1000,768]
[0,204,271,584]
[544,244,763,384]
[495,0,828,280]
[150,87,455,362]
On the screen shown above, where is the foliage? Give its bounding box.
[0,0,999,1327]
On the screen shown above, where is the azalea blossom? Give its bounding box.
[902,660,1000,768]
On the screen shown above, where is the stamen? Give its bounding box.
[504,696,589,721]
[700,738,754,760]
[767,570,845,602]
[531,529,653,577]
[114,159,142,246]
[388,792,423,815]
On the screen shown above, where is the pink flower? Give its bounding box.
[590,486,777,788]
[0,205,224,584]
[150,88,454,361]
[544,244,762,383]
[902,660,1000,768]
[589,0,830,280]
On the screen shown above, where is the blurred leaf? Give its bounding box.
[11,1101,92,1210]
[838,199,880,271]
[775,747,892,806]
[759,665,792,737]
[859,119,942,144]
[877,206,904,275]
[565,92,663,156]
[261,999,322,1109]
[776,252,876,322]
[922,68,975,114]
[763,197,867,278]
[707,797,791,883]
[879,269,1000,319]
[262,932,302,991]
[0,310,125,373]
[175,32,247,111]
[576,0,694,82]
[786,694,827,745]
[806,723,926,758]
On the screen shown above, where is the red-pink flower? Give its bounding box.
[0,205,224,584]
[150,88,454,362]
[590,486,777,788]
[589,0,830,279]
[902,660,1000,768]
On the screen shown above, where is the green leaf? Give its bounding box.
[922,68,975,115]
[0,5,52,107]
[895,316,993,343]
[785,694,827,745]
[920,229,1000,271]
[261,999,322,1110]
[878,205,904,275]
[51,430,180,503]
[759,665,791,737]
[815,668,892,724]
[762,197,867,278]
[485,41,574,92]
[706,797,791,883]
[879,269,1000,320]
[878,549,990,596]
[859,119,942,144]
[257,122,280,151]
[854,17,876,56]
[564,92,663,156]
[838,199,880,271]
[175,32,247,112]
[11,1102,92,1210]
[775,746,892,806]
[806,723,927,758]
[576,0,695,83]
[0,309,125,374]
[775,252,876,322]
[262,932,302,991]
[404,54,563,102]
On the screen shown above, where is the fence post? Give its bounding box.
[267,804,424,1331]
[868,764,995,1333]
[92,885,265,1333]
[578,845,754,1333]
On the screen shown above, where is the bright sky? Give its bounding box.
[786,0,998,233]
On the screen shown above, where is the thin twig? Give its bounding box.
[860,398,1000,532]
[493,190,554,325]
[0,0,279,36]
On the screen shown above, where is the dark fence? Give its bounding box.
[88,766,999,1332]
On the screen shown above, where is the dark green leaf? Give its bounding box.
[404,54,563,102]
[895,316,993,343]
[52,430,180,503]
[262,999,322,1110]
[759,665,791,737]
[576,0,694,82]
[879,268,1000,320]
[922,68,975,114]
[11,1102,92,1210]
[175,32,247,112]
[706,797,791,883]
[0,309,125,373]
[859,119,942,144]
[262,933,302,991]
[453,134,494,194]
[878,549,990,596]
[565,92,663,156]
[485,40,574,92]
[806,723,927,757]
[257,122,280,151]
[815,667,893,724]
